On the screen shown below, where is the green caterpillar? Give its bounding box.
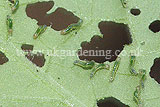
[61,19,83,35]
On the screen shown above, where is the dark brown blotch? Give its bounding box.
[8,0,14,4]
[150,58,160,84]
[0,51,9,65]
[78,21,132,63]
[26,1,79,31]
[97,97,129,107]
[21,44,34,52]
[25,52,46,67]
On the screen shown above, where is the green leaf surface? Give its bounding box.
[0,0,160,107]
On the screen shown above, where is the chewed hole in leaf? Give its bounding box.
[150,58,160,84]
[78,21,132,63]
[0,51,9,65]
[97,97,129,107]
[25,52,46,67]
[26,1,80,31]
[149,20,160,33]
[26,1,54,26]
[130,8,141,16]
[21,44,34,52]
